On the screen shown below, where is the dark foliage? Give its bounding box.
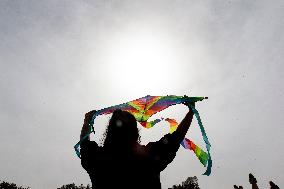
[57,183,91,189]
[0,180,30,189]
[169,176,200,189]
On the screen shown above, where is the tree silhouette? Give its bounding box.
[57,183,91,189]
[169,176,200,189]
[0,180,30,189]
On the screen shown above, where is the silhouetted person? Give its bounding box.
[80,104,195,189]
[235,173,281,189]
[270,181,280,189]
[249,173,281,189]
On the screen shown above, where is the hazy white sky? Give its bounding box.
[0,1,283,189]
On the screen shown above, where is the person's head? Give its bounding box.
[104,109,139,148]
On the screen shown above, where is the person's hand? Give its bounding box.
[249,173,257,184]
[182,95,195,110]
[84,110,96,125]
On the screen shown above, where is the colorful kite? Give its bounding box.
[74,95,212,175]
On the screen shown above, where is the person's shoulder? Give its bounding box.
[146,133,174,146]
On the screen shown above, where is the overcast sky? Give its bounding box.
[0,1,283,189]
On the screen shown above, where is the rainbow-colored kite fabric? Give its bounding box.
[74,95,212,176]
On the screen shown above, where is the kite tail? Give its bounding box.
[140,119,162,128]
[164,118,210,168]
[164,118,178,134]
[181,138,209,166]
[188,104,212,176]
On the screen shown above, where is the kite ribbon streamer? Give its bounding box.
[188,104,212,176]
[165,118,210,173]
[74,95,212,175]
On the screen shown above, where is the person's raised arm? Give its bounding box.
[147,102,195,172]
[80,110,99,172]
[174,106,194,144]
[80,110,96,140]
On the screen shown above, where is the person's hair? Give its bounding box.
[103,109,139,148]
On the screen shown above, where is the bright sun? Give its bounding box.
[102,28,181,96]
